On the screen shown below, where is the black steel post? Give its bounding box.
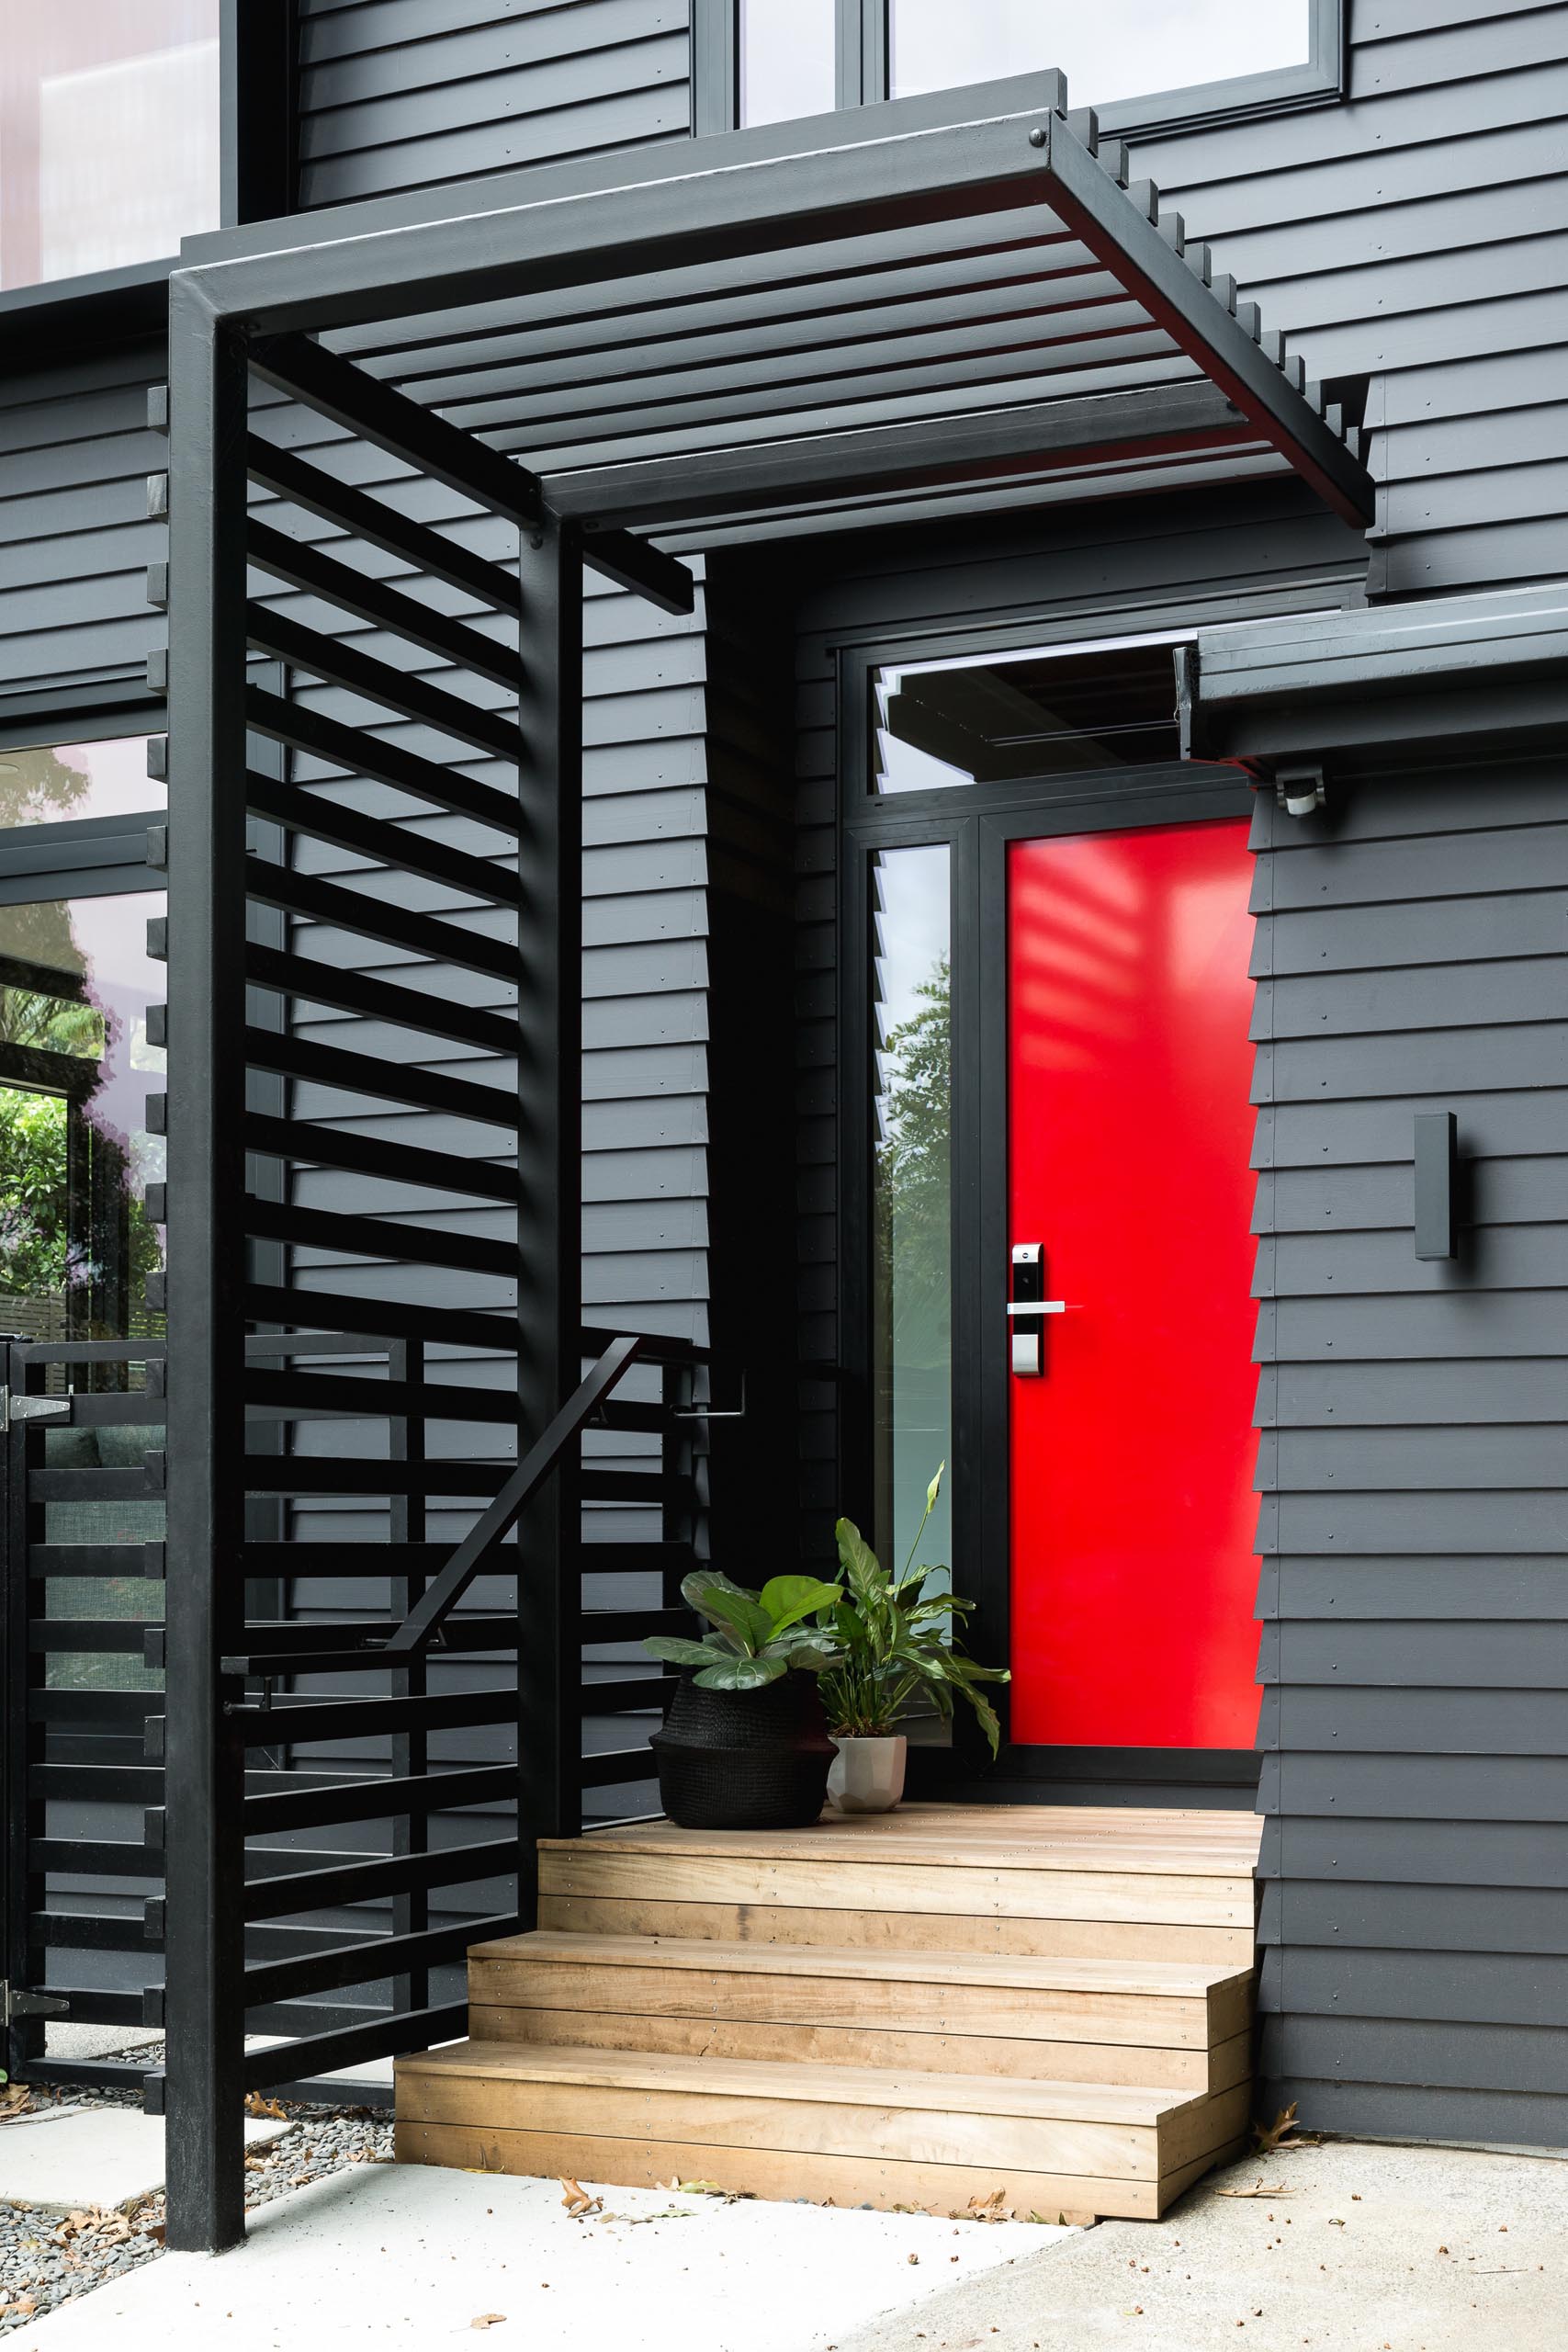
[1,1342,31,2086]
[162,276,254,2254]
[389,1339,429,2020]
[515,513,584,1911]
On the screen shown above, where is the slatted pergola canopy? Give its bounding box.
[193,83,1373,545]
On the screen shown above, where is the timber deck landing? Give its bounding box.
[394,1804,1262,2222]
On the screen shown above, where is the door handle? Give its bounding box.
[1010,1243,1066,1377]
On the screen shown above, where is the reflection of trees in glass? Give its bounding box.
[875,954,952,1369]
[0,1091,72,1292]
[0,747,90,828]
[0,894,162,1335]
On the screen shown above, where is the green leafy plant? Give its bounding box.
[644,1568,843,1691]
[818,1464,1009,1757]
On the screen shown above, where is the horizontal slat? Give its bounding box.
[243,1283,524,1352]
[245,435,524,617]
[29,1620,148,1653]
[243,1025,518,1129]
[247,516,524,690]
[240,1765,522,1838]
[581,1470,685,1504]
[247,603,519,758]
[244,1114,524,1206]
[231,1455,512,1498]
[251,332,546,529]
[243,1910,520,2009]
[242,1204,517,1279]
[243,1367,524,1425]
[239,2000,468,2093]
[224,1687,523,1745]
[31,1469,157,1502]
[581,1675,674,1714]
[578,1747,657,1790]
[583,1608,694,1645]
[242,1836,519,1921]
[245,684,522,837]
[247,941,519,1057]
[239,1542,490,1578]
[225,1624,524,1676]
[245,854,520,984]
[245,769,524,906]
[29,1544,164,1579]
[30,1913,160,1954]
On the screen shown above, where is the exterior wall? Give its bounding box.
[1250,754,1568,2146]
[1136,0,1568,598]
[0,342,168,718]
[297,0,689,207]
[4,0,1567,2134]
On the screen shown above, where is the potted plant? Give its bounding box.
[643,1568,842,1828]
[818,1464,1010,1813]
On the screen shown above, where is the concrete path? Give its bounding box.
[13,2162,1067,2349]
[838,2137,1568,2352]
[0,2105,287,2214]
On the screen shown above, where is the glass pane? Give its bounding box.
[0,5,221,291]
[0,891,167,1351]
[741,0,837,126]
[871,846,952,1583]
[873,633,1186,791]
[0,736,163,830]
[890,0,1311,107]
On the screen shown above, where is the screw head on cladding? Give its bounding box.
[1028,126,1046,148]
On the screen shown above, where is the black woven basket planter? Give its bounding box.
[650,1671,835,1830]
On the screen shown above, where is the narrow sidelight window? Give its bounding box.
[870,844,953,1573]
[0,2,221,290]
[739,0,837,125]
[889,0,1313,107]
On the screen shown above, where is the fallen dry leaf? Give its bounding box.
[1253,2105,1299,2154]
[244,2094,288,2120]
[470,2316,507,2331]
[559,2177,602,2218]
[1216,2185,1293,2199]
[0,2085,32,2120]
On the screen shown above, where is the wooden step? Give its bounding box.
[393,2040,1251,2222]
[466,1929,1253,2094]
[536,1807,1258,1967]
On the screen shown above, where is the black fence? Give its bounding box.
[2,1329,707,2111]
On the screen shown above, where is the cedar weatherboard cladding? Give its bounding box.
[1250,758,1568,2148]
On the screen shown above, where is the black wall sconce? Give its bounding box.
[1414,1112,1459,1261]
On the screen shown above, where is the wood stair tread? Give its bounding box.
[469,1928,1252,2000]
[553,1805,1262,1878]
[397,2039,1210,2125]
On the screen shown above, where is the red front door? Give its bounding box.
[1007,818,1261,1751]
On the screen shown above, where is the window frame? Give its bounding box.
[0,1,299,337]
[695,0,1345,140]
[833,577,1359,1786]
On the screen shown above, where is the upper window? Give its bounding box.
[0,4,221,291]
[889,2,1311,108]
[728,0,1337,134]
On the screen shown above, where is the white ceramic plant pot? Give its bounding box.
[827,1733,908,1814]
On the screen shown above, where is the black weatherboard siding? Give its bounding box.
[1250,757,1568,2148]
[2,0,1566,2163]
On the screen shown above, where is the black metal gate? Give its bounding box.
[1,1334,168,2095]
[152,288,700,2249]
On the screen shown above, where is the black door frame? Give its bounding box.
[837,615,1269,1799]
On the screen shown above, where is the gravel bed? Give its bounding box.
[0,2086,393,2333]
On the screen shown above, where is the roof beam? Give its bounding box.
[1040,116,1371,526]
[551,381,1253,528]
